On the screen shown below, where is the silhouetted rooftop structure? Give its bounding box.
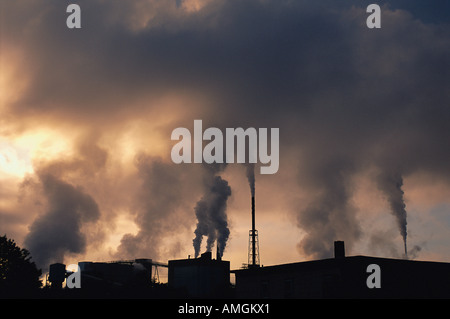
[40,241,450,299]
[233,241,450,298]
[168,251,231,298]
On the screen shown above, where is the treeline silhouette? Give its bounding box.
[0,234,186,299]
[0,235,42,298]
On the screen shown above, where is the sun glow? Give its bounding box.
[0,139,33,178]
[0,130,73,179]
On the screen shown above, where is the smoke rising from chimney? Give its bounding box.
[193,165,231,258]
[245,163,255,197]
[115,155,193,260]
[295,158,362,259]
[376,171,408,257]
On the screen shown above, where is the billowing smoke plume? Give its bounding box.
[193,165,231,258]
[115,155,194,260]
[23,174,100,269]
[296,158,362,259]
[376,171,408,257]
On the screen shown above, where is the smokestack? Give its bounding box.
[246,164,259,267]
[251,196,256,266]
[404,241,408,260]
[334,241,345,259]
[216,241,221,261]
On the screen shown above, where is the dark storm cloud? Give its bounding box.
[3,0,450,260]
[5,0,448,126]
[3,0,356,122]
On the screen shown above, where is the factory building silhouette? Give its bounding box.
[168,250,231,298]
[233,241,450,298]
[47,240,450,298]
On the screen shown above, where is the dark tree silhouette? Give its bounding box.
[0,235,42,297]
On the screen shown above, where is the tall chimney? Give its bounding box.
[252,196,256,266]
[334,241,345,259]
[248,196,260,267]
[216,241,221,261]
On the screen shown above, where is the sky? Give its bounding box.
[1,0,450,274]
